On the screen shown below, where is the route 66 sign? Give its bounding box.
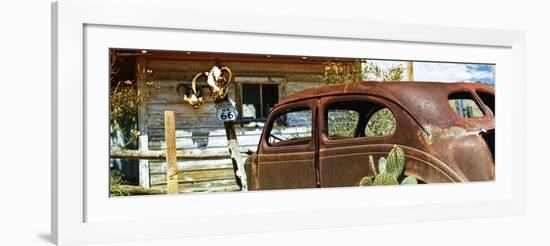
[215,100,238,122]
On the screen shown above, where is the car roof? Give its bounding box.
[275,81,495,129]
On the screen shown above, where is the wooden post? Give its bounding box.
[215,94,248,191]
[407,61,414,81]
[138,135,150,188]
[223,121,248,191]
[164,111,179,194]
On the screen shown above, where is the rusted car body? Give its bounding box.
[244,81,495,190]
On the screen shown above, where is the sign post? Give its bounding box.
[178,65,248,191]
[217,99,248,191]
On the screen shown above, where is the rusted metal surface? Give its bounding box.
[245,81,495,190]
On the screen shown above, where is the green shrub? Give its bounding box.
[110,170,134,196]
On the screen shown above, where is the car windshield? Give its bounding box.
[268,108,312,146]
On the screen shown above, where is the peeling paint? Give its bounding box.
[423,125,482,144]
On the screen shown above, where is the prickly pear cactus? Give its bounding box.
[359,176,374,186]
[401,176,418,185]
[386,145,405,179]
[359,145,419,187]
[378,157,387,174]
[359,155,377,187]
[369,155,377,176]
[374,173,398,185]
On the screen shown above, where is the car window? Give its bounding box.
[448,91,485,118]
[476,90,495,115]
[325,100,396,139]
[365,108,396,137]
[268,108,312,146]
[327,109,359,138]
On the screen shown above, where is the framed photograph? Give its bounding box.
[52,0,525,245]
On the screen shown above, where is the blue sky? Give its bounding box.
[367,60,495,85]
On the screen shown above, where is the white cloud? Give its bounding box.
[414,62,468,82]
[413,62,494,83]
[366,60,495,84]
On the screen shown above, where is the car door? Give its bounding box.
[318,95,404,187]
[255,99,318,190]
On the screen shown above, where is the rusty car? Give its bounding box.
[244,81,495,190]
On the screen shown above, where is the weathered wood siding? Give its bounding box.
[141,54,327,192]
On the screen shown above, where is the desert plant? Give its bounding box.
[363,61,405,81]
[109,170,134,196]
[359,145,418,186]
[109,50,159,149]
[322,60,364,85]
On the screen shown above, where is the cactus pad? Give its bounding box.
[401,176,418,185]
[386,146,405,179]
[369,155,377,176]
[359,176,374,186]
[359,146,419,187]
[374,173,398,185]
[378,157,387,174]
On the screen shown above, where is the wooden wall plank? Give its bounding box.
[149,161,234,174]
[150,168,236,186]
[151,179,240,194]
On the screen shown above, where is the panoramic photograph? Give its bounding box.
[108,49,495,196]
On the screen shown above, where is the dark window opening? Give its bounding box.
[481,129,495,163]
[242,83,279,120]
[476,91,495,115]
[448,91,485,118]
[110,49,137,86]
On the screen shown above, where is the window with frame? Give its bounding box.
[241,83,279,120]
[448,91,485,118]
[268,108,312,147]
[326,100,396,139]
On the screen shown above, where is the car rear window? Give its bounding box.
[448,91,485,118]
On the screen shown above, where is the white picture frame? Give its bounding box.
[52,0,526,245]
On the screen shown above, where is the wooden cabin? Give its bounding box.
[112,49,357,193]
